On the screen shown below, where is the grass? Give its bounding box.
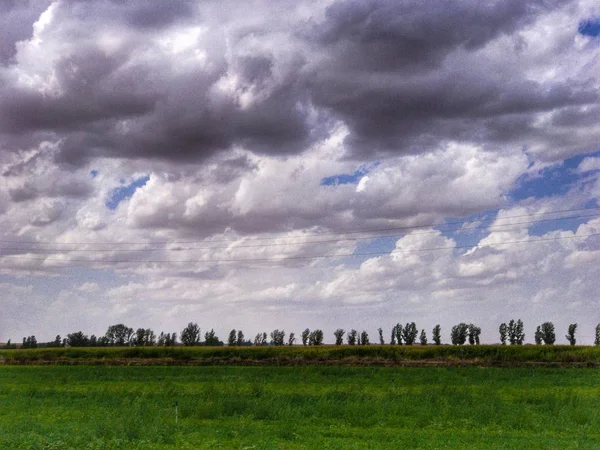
[2,344,600,366]
[1,365,599,448]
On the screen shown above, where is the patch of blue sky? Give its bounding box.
[90,170,98,178]
[579,18,600,37]
[105,175,150,210]
[435,209,499,249]
[509,152,595,202]
[320,162,380,186]
[0,267,127,297]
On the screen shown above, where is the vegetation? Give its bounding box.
[566,323,577,346]
[432,325,441,345]
[3,345,600,367]
[450,323,469,345]
[334,329,345,346]
[540,322,556,345]
[1,365,599,448]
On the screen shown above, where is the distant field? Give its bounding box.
[2,344,600,366]
[1,366,599,449]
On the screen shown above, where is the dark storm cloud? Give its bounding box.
[0,0,596,166]
[0,0,52,63]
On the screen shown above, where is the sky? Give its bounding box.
[1,0,600,345]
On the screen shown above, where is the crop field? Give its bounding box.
[1,365,599,449]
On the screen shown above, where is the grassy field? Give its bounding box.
[2,344,600,366]
[1,365,599,449]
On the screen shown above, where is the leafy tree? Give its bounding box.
[105,324,134,346]
[378,328,384,345]
[534,326,543,345]
[432,325,441,345]
[89,335,97,347]
[566,323,577,346]
[97,336,110,346]
[237,330,245,346]
[204,329,222,346]
[228,329,237,346]
[22,336,38,349]
[450,323,469,345]
[301,328,310,346]
[270,329,285,346]
[402,322,418,345]
[540,322,556,345]
[253,332,268,346]
[180,322,201,346]
[506,319,525,345]
[419,329,427,345]
[391,323,403,345]
[347,329,357,345]
[133,328,155,347]
[67,331,89,347]
[48,335,62,348]
[334,329,345,346]
[595,324,600,346]
[468,324,481,345]
[499,323,508,345]
[287,332,296,346]
[309,329,324,346]
[359,330,369,345]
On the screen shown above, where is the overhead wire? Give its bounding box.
[0,205,598,246]
[1,231,599,265]
[0,211,598,253]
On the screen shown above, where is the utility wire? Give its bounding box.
[1,205,598,246]
[2,231,598,265]
[0,212,597,253]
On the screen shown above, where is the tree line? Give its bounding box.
[5,320,600,349]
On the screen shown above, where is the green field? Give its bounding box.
[1,366,599,449]
[3,344,600,366]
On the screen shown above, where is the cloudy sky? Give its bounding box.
[1,0,600,345]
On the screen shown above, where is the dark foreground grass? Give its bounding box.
[1,366,599,449]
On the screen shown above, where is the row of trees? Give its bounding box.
[8,321,600,349]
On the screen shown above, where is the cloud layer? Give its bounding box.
[1,0,600,343]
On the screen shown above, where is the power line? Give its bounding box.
[1,212,598,253]
[1,206,598,248]
[2,231,598,265]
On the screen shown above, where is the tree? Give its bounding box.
[180,322,201,346]
[253,332,268,346]
[133,328,155,347]
[534,326,543,345]
[566,323,577,346]
[347,329,357,345]
[391,323,403,345]
[468,324,481,345]
[309,329,324,346]
[204,329,222,346]
[506,319,525,345]
[22,336,38,349]
[419,329,427,345]
[270,329,285,346]
[499,323,508,345]
[450,323,469,345]
[378,328,384,345]
[540,322,556,345]
[287,332,296,346]
[105,324,134,346]
[432,325,441,345]
[359,330,369,345]
[228,329,237,346]
[237,330,245,346]
[595,324,600,346]
[301,328,310,346]
[66,331,89,347]
[89,335,97,347]
[334,329,345,346]
[402,322,418,345]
